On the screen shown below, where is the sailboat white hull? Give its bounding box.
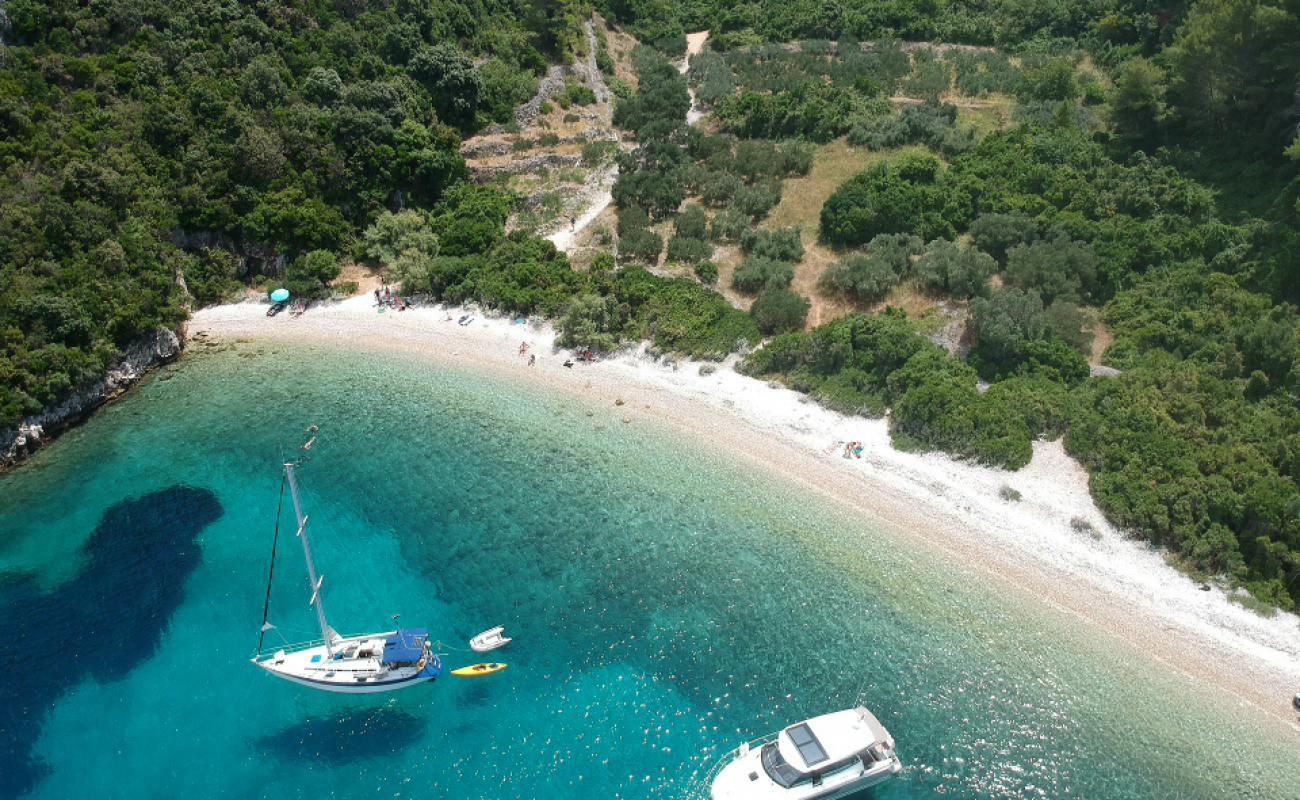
[255,662,432,694]
[253,632,442,694]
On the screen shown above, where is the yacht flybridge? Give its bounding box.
[251,459,442,693]
[707,707,902,800]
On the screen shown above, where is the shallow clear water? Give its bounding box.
[1,340,1297,799]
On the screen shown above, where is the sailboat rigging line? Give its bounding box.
[257,473,288,654]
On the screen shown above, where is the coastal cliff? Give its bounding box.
[0,327,184,470]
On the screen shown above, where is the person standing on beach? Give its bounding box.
[570,215,576,232]
[528,354,536,367]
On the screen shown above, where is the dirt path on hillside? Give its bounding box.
[542,19,623,253]
[679,31,710,125]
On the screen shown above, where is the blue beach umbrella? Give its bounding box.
[270,288,290,303]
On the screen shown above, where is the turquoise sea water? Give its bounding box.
[2,340,1298,800]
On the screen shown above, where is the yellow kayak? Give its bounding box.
[451,663,508,677]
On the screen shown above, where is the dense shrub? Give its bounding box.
[968,288,1048,365]
[819,254,901,303]
[742,312,1036,468]
[666,235,713,264]
[1019,58,1079,102]
[847,112,910,149]
[688,52,737,107]
[698,170,745,207]
[613,166,689,221]
[612,268,761,357]
[904,53,952,101]
[751,287,811,334]
[558,293,621,352]
[820,155,970,246]
[733,181,784,219]
[866,233,926,271]
[285,250,343,298]
[694,261,719,284]
[613,46,690,135]
[951,51,1023,96]
[710,207,751,241]
[733,257,796,293]
[740,227,804,262]
[715,83,860,141]
[969,212,1040,264]
[910,240,995,299]
[429,184,514,257]
[185,249,242,307]
[619,226,664,264]
[559,82,598,108]
[1004,232,1098,304]
[675,205,709,239]
[582,140,619,165]
[361,210,439,265]
[847,102,973,155]
[479,58,540,124]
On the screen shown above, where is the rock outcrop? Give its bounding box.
[0,327,184,470]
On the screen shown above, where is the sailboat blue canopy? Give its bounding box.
[382,628,429,664]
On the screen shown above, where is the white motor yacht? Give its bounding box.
[708,707,902,800]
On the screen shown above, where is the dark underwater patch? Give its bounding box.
[252,707,427,767]
[0,484,221,797]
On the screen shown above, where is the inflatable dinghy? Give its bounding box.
[470,626,512,653]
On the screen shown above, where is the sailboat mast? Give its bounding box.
[284,461,334,656]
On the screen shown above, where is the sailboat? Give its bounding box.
[251,458,443,693]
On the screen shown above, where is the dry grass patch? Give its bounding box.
[709,244,751,311]
[954,94,1016,136]
[331,262,383,296]
[1087,311,1112,365]
[873,283,942,319]
[791,242,855,328]
[595,14,640,91]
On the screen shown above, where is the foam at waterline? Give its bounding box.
[190,296,1300,695]
[596,343,1300,680]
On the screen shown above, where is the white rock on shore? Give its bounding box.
[0,327,183,468]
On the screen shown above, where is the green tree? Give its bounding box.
[674,204,708,239]
[820,156,970,246]
[286,250,341,297]
[1004,232,1098,304]
[751,287,810,334]
[968,212,1039,265]
[409,44,482,129]
[1108,57,1167,143]
[361,210,439,265]
[968,288,1047,365]
[559,293,622,352]
[911,239,995,299]
[818,254,900,304]
[1165,0,1300,134]
[733,257,795,294]
[1020,58,1078,102]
